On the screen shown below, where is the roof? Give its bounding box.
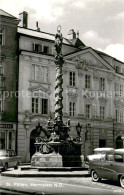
[0,9,17,19]
[18,27,71,45]
[95,49,124,65]
[18,27,124,65]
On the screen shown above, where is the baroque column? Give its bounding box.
[54,26,64,122]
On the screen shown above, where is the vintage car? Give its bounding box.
[0,149,21,171]
[86,147,115,165]
[89,149,124,188]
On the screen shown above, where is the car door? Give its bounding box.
[111,153,124,181]
[100,154,114,180]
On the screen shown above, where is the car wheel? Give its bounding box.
[14,162,19,170]
[4,163,8,171]
[120,175,124,188]
[91,170,100,182]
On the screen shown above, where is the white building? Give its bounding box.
[16,12,124,162]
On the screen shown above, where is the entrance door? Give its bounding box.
[116,136,123,149]
[30,129,40,158]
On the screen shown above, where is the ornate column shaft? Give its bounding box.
[54,26,64,122]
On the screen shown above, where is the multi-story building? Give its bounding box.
[0,10,20,151]
[1,10,124,162]
[17,12,124,162]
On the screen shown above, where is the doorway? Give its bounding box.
[116,136,123,149]
[30,129,40,158]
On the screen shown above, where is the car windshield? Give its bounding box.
[0,150,7,156]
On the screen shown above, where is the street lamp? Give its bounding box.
[76,123,82,136]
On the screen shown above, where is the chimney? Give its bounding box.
[68,29,76,40]
[19,11,28,28]
[77,30,79,39]
[36,21,40,31]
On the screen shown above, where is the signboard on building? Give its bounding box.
[0,124,13,129]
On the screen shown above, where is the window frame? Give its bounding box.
[0,93,3,112]
[99,77,105,91]
[85,75,91,89]
[0,131,6,149]
[69,71,76,87]
[0,28,5,46]
[32,64,49,83]
[85,104,91,118]
[69,102,75,117]
[41,99,48,114]
[32,98,39,114]
[100,106,105,120]
[116,109,124,123]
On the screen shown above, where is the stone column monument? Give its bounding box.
[31,26,84,168]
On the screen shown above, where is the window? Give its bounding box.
[106,154,114,161]
[99,78,105,91]
[32,65,39,81]
[33,43,50,54]
[0,61,3,75]
[0,132,6,149]
[0,28,4,46]
[115,83,123,97]
[0,100,2,112]
[41,66,48,82]
[85,75,91,89]
[69,102,75,116]
[33,43,42,53]
[115,83,119,97]
[69,72,75,86]
[86,104,91,118]
[120,111,123,123]
[0,93,2,112]
[100,106,105,119]
[114,154,123,163]
[8,132,12,149]
[41,99,48,114]
[43,46,49,54]
[32,65,48,82]
[120,84,123,97]
[116,109,124,123]
[32,98,48,114]
[32,98,39,113]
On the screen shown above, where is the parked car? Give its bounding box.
[0,149,21,171]
[86,147,115,165]
[89,148,124,188]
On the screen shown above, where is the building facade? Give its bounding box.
[0,10,20,151]
[1,10,124,162]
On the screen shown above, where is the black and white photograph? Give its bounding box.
[0,0,124,194]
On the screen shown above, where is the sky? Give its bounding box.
[0,0,124,62]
